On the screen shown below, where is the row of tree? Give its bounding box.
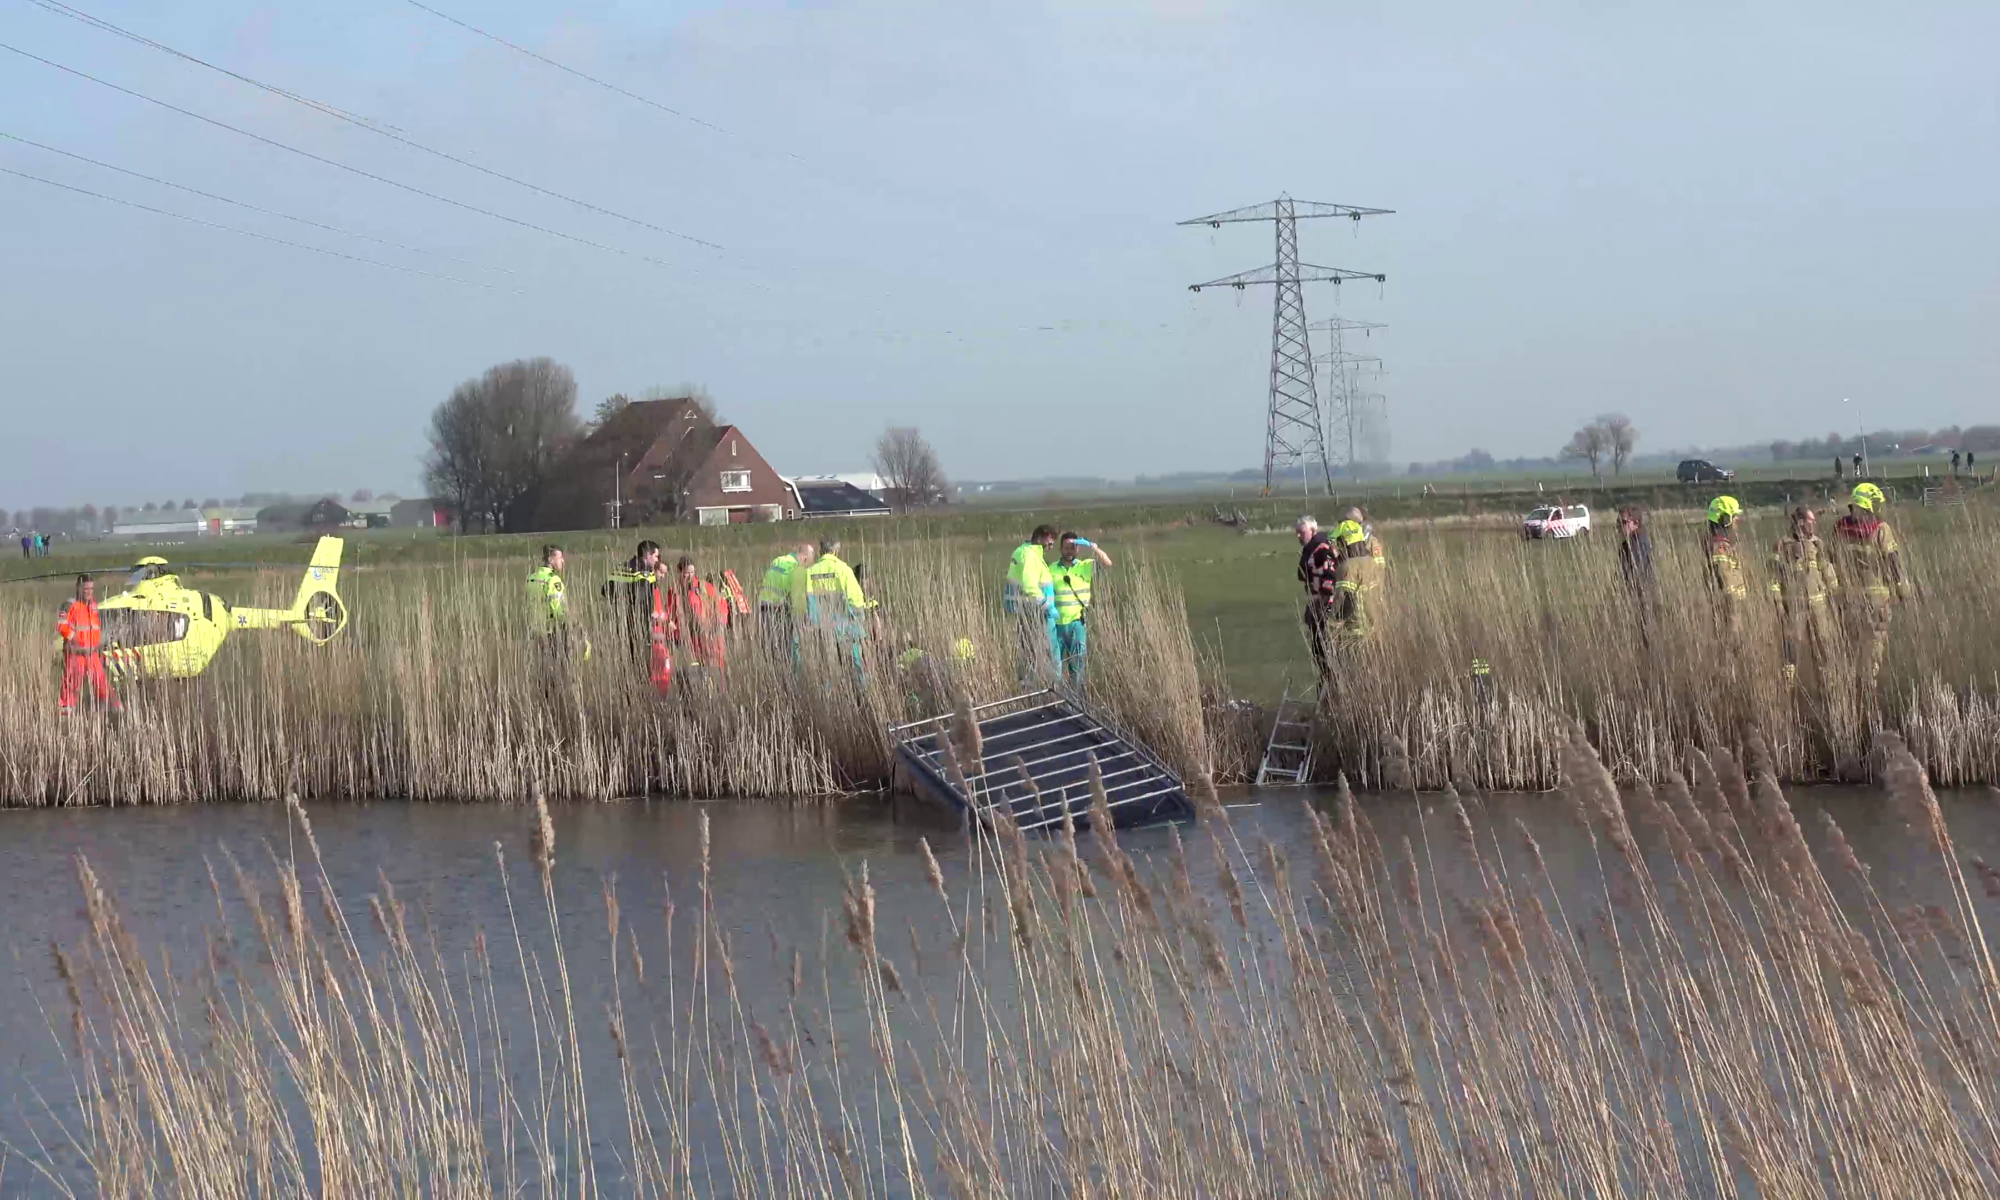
[3,489,400,538]
[1769,425,2000,462]
[422,357,950,535]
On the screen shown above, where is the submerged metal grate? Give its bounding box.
[891,690,1195,832]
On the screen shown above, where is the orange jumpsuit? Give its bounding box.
[664,580,729,677]
[57,599,120,711]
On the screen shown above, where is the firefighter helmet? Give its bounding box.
[1706,495,1742,525]
[1850,482,1887,512]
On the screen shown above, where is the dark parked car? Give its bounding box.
[1677,459,1735,483]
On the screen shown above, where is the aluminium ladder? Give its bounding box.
[1256,687,1317,786]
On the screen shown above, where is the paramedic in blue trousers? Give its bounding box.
[1049,532,1112,685]
[1004,525,1060,683]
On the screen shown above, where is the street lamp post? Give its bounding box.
[1843,398,1868,478]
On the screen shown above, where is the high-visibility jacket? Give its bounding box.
[758,554,799,607]
[1707,533,1747,600]
[1005,542,1054,617]
[1833,515,1910,601]
[665,580,727,662]
[1050,557,1094,626]
[528,566,568,629]
[793,552,871,619]
[1770,534,1838,607]
[57,599,102,652]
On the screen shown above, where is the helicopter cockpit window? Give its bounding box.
[127,564,168,587]
[100,608,189,648]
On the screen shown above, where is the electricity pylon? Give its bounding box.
[1181,196,1390,494]
[1310,316,1387,477]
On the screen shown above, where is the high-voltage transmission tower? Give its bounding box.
[1310,316,1387,477]
[1181,196,1390,494]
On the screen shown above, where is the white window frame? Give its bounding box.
[697,507,729,526]
[720,469,753,493]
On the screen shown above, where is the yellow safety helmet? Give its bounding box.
[1706,496,1742,525]
[953,637,977,661]
[1333,519,1366,545]
[1850,482,1886,512]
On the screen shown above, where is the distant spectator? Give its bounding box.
[1617,507,1654,600]
[1952,448,1962,475]
[1852,452,1864,477]
[1970,451,1979,473]
[1834,456,1843,480]
[18,534,28,560]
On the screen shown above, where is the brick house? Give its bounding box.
[681,425,790,524]
[529,398,791,529]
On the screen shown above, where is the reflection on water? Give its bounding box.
[0,784,1994,1192]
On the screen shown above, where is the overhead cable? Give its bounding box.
[0,165,510,291]
[0,42,685,274]
[27,0,723,250]
[0,130,510,274]
[404,0,740,141]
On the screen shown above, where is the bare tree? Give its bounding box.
[1560,422,1612,480]
[350,488,374,504]
[1599,413,1639,475]
[424,358,581,533]
[872,427,950,510]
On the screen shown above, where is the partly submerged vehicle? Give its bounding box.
[19,536,349,679]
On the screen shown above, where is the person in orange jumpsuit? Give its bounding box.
[663,555,729,685]
[57,575,121,713]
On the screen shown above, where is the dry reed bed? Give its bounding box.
[0,547,1209,805]
[31,732,2000,1196]
[1299,500,2000,788]
[8,504,2000,803]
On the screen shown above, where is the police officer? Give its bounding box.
[528,544,582,660]
[603,540,664,660]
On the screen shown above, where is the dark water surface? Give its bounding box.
[0,786,1995,1193]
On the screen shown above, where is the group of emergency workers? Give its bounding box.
[1293,507,1386,686]
[1705,482,1910,690]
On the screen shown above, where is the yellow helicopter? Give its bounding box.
[15,536,349,680]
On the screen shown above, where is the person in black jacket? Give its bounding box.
[1295,515,1341,685]
[602,540,664,660]
[1617,507,1657,642]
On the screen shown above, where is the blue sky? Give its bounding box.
[2,0,1995,507]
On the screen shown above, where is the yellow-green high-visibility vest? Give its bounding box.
[758,553,798,607]
[1050,557,1094,626]
[1005,542,1052,616]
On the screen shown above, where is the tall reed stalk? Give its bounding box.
[32,734,2000,1196]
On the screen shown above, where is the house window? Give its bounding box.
[720,469,752,493]
[697,507,729,526]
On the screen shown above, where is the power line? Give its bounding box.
[404,0,740,141]
[0,129,510,274]
[28,0,723,250]
[0,164,510,290]
[0,41,689,274]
